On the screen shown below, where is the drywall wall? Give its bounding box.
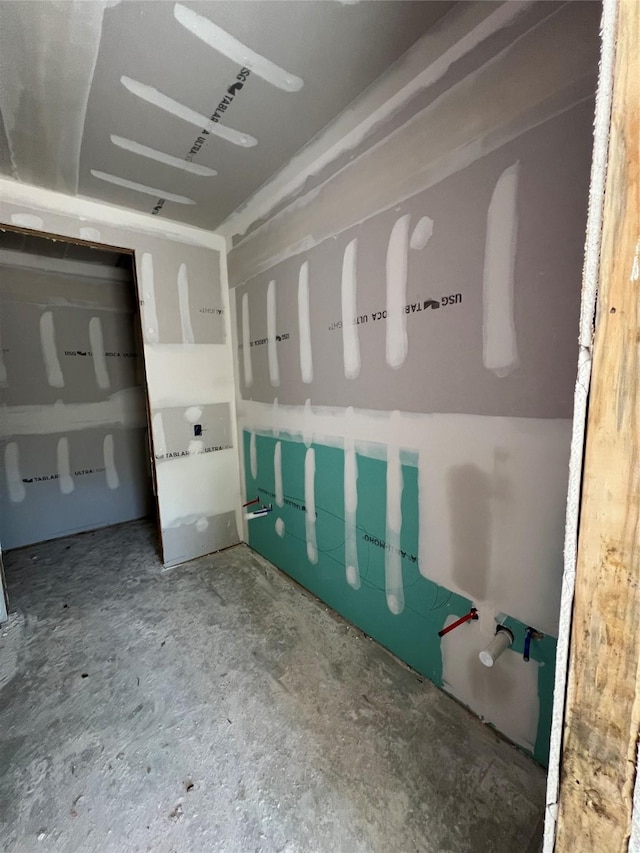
[0,179,241,565]
[227,0,600,765]
[0,252,152,548]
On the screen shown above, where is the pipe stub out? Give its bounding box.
[479,627,514,667]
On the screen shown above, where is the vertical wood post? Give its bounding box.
[556,0,640,848]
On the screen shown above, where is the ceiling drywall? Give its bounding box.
[0,0,455,232]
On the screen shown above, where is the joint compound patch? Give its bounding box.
[152,402,233,461]
[148,66,252,217]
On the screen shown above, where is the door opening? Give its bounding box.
[0,225,162,615]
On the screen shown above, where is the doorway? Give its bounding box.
[0,226,160,613]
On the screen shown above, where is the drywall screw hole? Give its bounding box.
[610,307,617,313]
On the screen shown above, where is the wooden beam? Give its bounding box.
[556,0,640,849]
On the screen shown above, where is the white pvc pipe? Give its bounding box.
[479,627,513,667]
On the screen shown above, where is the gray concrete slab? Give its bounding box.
[0,520,545,852]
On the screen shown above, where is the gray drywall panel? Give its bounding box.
[162,510,239,566]
[0,260,154,548]
[71,0,455,229]
[238,0,572,241]
[0,428,152,550]
[153,402,233,461]
[235,101,593,419]
[131,238,225,345]
[0,264,135,311]
[227,0,600,287]
[2,302,141,406]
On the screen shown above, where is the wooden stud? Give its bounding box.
[556,0,640,848]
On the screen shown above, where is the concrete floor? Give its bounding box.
[0,520,545,853]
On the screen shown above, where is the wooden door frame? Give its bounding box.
[555,0,640,848]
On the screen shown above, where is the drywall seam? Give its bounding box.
[302,398,313,449]
[152,412,167,458]
[386,214,411,369]
[39,311,64,388]
[0,178,225,250]
[271,398,280,439]
[2,389,147,436]
[4,442,26,503]
[218,1,534,241]
[344,407,360,589]
[174,3,303,92]
[341,238,360,379]
[56,437,74,494]
[120,76,257,148]
[304,447,318,564]
[274,440,283,507]
[267,279,280,387]
[0,249,131,282]
[483,162,521,376]
[103,434,119,489]
[543,1,617,849]
[297,261,313,383]
[90,170,196,205]
[410,216,434,251]
[88,317,110,390]
[249,431,257,480]
[110,135,218,177]
[385,420,404,614]
[0,1,107,193]
[177,263,195,344]
[241,292,253,387]
[0,284,132,313]
[139,252,160,344]
[237,398,570,457]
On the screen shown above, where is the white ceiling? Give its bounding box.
[0,0,455,231]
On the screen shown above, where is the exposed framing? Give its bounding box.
[555,0,640,847]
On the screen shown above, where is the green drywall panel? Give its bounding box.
[501,615,558,767]
[244,431,556,766]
